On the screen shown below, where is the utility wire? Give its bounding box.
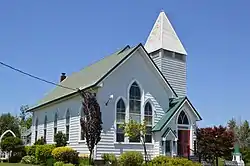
[0,61,77,91]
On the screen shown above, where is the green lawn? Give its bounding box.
[0,164,37,166]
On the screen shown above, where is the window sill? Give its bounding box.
[114,142,154,145]
[78,140,85,143]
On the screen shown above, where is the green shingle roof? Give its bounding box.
[152,97,186,132]
[29,45,137,111]
[162,127,177,138]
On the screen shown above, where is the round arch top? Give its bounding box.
[0,130,16,143]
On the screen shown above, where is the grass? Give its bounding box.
[0,164,37,166]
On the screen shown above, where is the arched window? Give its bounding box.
[178,111,189,125]
[144,102,152,143]
[35,118,38,141]
[129,82,141,142]
[116,99,125,142]
[80,109,85,140]
[66,109,70,141]
[54,113,58,141]
[44,115,47,141]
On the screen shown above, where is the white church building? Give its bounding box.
[28,11,202,160]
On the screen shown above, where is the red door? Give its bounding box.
[178,130,190,157]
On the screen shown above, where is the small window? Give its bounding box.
[129,82,141,142]
[163,50,174,58]
[44,115,47,142]
[145,126,152,143]
[174,53,181,60]
[144,102,152,143]
[165,140,171,153]
[35,118,38,141]
[54,113,58,141]
[178,111,189,125]
[66,110,70,141]
[116,99,125,142]
[80,109,85,140]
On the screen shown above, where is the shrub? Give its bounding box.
[54,161,64,166]
[149,156,201,166]
[102,153,117,165]
[0,137,23,154]
[0,137,26,163]
[79,157,90,166]
[54,131,67,147]
[52,146,79,165]
[63,164,74,166]
[35,144,55,164]
[9,150,26,163]
[34,137,46,145]
[25,145,36,156]
[241,147,250,164]
[46,157,56,166]
[119,151,144,166]
[21,155,36,164]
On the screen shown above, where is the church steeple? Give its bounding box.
[145,11,187,97]
[145,11,187,55]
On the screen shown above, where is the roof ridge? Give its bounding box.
[77,45,130,72]
[118,45,130,54]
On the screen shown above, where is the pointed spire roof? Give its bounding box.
[145,11,187,55]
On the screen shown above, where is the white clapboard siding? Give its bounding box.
[46,122,54,144]
[153,139,161,157]
[144,93,166,126]
[161,56,186,97]
[69,116,80,143]
[113,144,154,160]
[151,54,161,69]
[95,128,116,159]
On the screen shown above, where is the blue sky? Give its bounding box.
[0,1,249,127]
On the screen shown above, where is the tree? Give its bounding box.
[0,136,24,162]
[19,105,32,129]
[122,119,149,163]
[79,90,102,164]
[228,118,237,131]
[54,131,67,147]
[0,113,20,138]
[227,118,250,149]
[196,125,235,165]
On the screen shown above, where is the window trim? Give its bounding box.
[176,110,190,125]
[44,115,47,141]
[35,117,38,142]
[65,109,70,142]
[144,101,153,143]
[54,112,58,142]
[79,106,85,141]
[178,111,189,125]
[114,97,127,143]
[128,81,142,143]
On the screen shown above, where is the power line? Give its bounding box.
[0,61,77,91]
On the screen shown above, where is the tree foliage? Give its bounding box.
[19,105,32,129]
[0,113,20,138]
[227,118,250,164]
[54,131,67,147]
[0,136,24,154]
[122,119,148,162]
[228,118,250,149]
[79,90,102,164]
[196,125,235,163]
